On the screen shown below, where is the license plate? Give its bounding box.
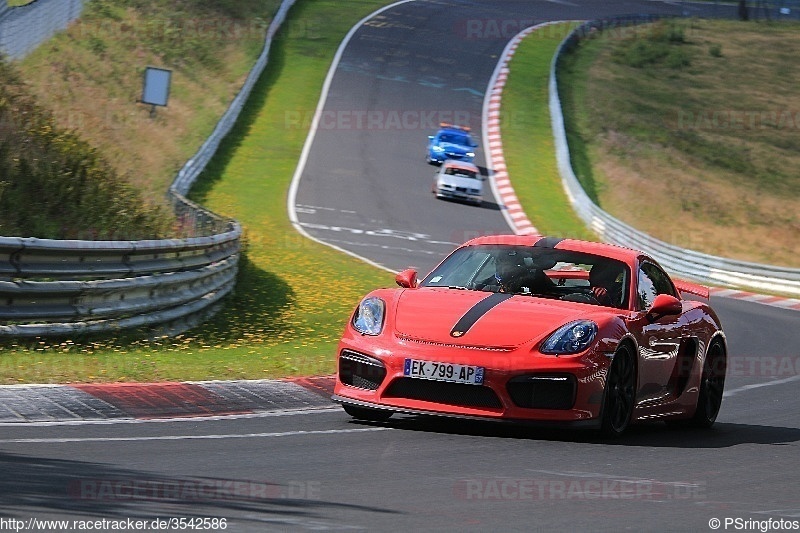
[404,359,484,385]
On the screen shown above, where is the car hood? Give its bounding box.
[393,288,592,348]
[439,142,469,153]
[440,174,482,190]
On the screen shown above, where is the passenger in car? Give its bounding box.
[590,263,624,308]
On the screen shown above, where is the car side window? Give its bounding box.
[637,262,676,310]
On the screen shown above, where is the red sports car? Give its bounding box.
[333,235,727,436]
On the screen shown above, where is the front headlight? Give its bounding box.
[466,151,475,158]
[540,320,597,355]
[433,146,445,153]
[353,297,385,336]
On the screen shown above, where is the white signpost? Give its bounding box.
[141,66,172,117]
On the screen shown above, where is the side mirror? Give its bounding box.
[648,293,682,319]
[395,268,418,289]
[428,135,434,141]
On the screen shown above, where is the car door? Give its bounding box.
[630,261,691,406]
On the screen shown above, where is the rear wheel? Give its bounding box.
[688,339,726,428]
[343,404,393,422]
[601,345,636,437]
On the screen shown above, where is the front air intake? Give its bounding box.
[506,374,577,410]
[383,378,503,409]
[339,351,386,391]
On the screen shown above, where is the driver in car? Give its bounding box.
[475,251,552,294]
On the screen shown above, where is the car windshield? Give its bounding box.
[439,132,470,145]
[445,167,478,180]
[420,244,630,309]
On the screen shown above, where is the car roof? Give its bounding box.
[461,235,644,265]
[442,160,479,172]
[437,124,471,135]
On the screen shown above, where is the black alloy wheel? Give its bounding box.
[689,339,726,428]
[601,345,636,437]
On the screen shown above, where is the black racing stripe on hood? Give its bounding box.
[450,293,513,338]
[534,236,564,248]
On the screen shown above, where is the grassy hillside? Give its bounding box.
[16,0,281,208]
[558,19,800,266]
[0,60,172,239]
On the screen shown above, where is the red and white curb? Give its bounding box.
[0,377,336,423]
[709,287,800,311]
[483,22,564,237]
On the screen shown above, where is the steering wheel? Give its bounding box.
[560,292,601,305]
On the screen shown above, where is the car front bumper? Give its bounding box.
[429,150,474,163]
[333,338,610,423]
[435,187,482,205]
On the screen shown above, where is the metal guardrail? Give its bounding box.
[0,0,83,60]
[171,1,297,195]
[550,16,800,297]
[0,196,242,337]
[0,0,299,337]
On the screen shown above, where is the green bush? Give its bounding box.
[614,20,693,69]
[618,40,670,68]
[665,47,692,68]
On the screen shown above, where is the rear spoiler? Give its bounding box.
[673,279,710,300]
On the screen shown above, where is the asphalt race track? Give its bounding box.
[2,1,799,531]
[291,0,734,275]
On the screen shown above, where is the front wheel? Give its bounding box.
[601,345,636,437]
[688,339,726,428]
[343,404,393,422]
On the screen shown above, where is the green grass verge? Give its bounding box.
[0,0,392,384]
[500,22,594,240]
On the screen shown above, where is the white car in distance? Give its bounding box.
[432,160,483,206]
